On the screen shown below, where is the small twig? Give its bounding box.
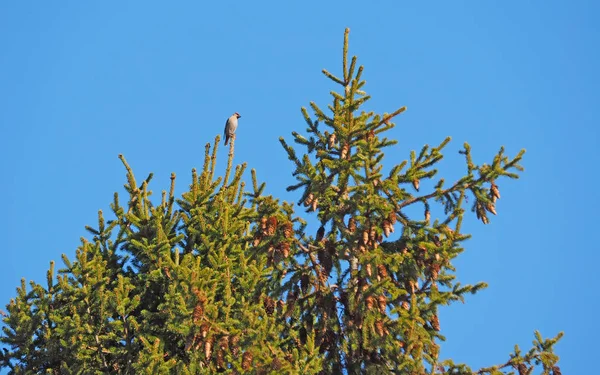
[398,178,479,210]
[376,106,407,127]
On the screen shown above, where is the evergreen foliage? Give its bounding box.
[1,29,562,374]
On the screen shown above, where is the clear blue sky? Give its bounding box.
[1,2,597,373]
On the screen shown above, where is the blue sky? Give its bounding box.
[0,1,597,373]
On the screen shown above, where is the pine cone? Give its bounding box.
[193,303,204,325]
[311,197,319,212]
[204,337,213,360]
[405,280,415,293]
[300,274,310,294]
[252,232,262,247]
[430,315,440,331]
[303,193,314,207]
[216,349,225,370]
[229,335,240,357]
[388,212,397,225]
[382,220,392,237]
[375,320,385,336]
[271,357,282,371]
[490,182,501,200]
[200,322,210,338]
[365,295,375,310]
[266,216,278,236]
[377,295,387,313]
[316,226,325,242]
[486,202,497,215]
[366,129,375,141]
[185,334,195,352]
[552,365,562,375]
[279,241,290,258]
[285,290,297,317]
[402,301,410,310]
[516,363,527,375]
[263,296,275,316]
[282,222,293,238]
[425,209,430,222]
[365,263,372,277]
[242,351,253,371]
[430,263,441,280]
[318,249,333,276]
[341,143,350,159]
[369,228,376,241]
[412,179,420,191]
[218,336,229,351]
[359,229,368,245]
[328,133,337,148]
[348,217,356,233]
[377,264,388,279]
[260,216,267,230]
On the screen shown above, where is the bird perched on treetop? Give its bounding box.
[224,112,241,145]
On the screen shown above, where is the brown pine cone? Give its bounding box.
[318,249,333,276]
[430,263,441,280]
[430,315,440,331]
[282,222,293,238]
[303,193,314,207]
[486,202,497,215]
[279,241,290,258]
[388,212,397,225]
[300,274,310,295]
[382,220,392,237]
[242,351,253,370]
[271,357,282,371]
[328,133,337,148]
[216,349,224,369]
[266,216,278,236]
[263,296,275,316]
[252,232,262,247]
[377,264,388,279]
[311,197,319,212]
[377,295,387,313]
[316,226,325,242]
[490,182,501,200]
[260,216,267,230]
[375,320,385,336]
[204,337,213,360]
[348,217,356,233]
[193,303,204,325]
[552,366,562,375]
[229,335,240,357]
[412,179,420,191]
[365,295,375,310]
[341,143,350,159]
[365,263,372,277]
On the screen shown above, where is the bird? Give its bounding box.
[224,112,241,145]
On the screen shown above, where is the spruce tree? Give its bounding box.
[1,29,562,374]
